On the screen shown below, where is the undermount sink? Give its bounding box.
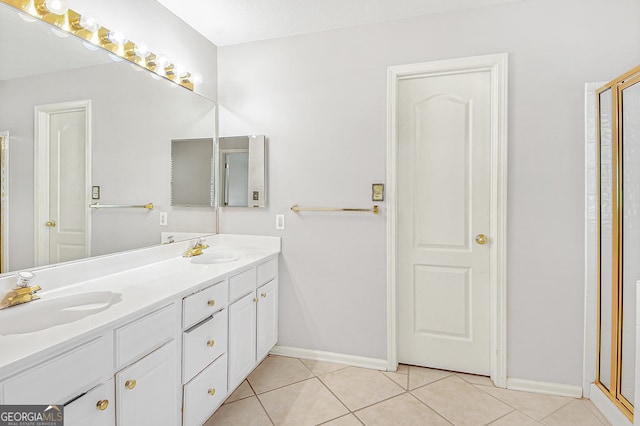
[190,251,239,264]
[0,291,122,335]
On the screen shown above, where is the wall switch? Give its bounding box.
[92,186,100,200]
[275,214,285,230]
[159,212,168,226]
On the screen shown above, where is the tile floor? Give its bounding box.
[204,355,610,426]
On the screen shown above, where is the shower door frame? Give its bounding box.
[596,64,640,422]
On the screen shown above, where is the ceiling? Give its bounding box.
[156,0,521,47]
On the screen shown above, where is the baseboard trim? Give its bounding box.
[506,378,583,398]
[269,345,388,371]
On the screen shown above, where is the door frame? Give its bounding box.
[386,53,508,387]
[1,131,9,273]
[34,100,92,266]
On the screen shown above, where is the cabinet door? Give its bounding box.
[65,379,115,426]
[116,340,179,426]
[257,279,278,360]
[228,292,256,390]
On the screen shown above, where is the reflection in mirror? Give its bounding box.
[0,3,216,274]
[219,135,266,208]
[171,138,214,207]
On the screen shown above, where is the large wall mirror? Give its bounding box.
[0,3,216,274]
[219,135,266,208]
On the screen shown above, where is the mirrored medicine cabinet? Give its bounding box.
[171,138,214,207]
[218,135,266,208]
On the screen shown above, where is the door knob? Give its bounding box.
[475,234,488,245]
[46,221,56,227]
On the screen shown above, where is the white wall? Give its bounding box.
[217,0,640,386]
[0,63,216,271]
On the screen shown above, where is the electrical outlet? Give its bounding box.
[159,212,168,226]
[275,214,285,230]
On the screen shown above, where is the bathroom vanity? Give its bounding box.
[0,234,280,426]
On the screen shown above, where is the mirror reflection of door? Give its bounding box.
[35,101,90,266]
[222,151,249,206]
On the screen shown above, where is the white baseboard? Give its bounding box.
[506,378,583,398]
[589,383,632,426]
[269,345,388,371]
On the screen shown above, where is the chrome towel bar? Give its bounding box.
[290,204,379,214]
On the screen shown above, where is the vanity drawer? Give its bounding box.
[183,310,228,383]
[1,336,111,404]
[183,353,227,426]
[183,281,227,329]
[115,303,177,369]
[229,268,256,302]
[257,257,277,286]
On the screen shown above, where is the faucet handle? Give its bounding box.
[16,271,35,288]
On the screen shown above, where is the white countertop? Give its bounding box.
[0,234,280,377]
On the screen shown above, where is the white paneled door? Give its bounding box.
[397,70,492,375]
[35,101,90,267]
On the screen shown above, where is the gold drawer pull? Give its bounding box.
[261,293,267,298]
[207,340,215,347]
[207,299,215,307]
[96,400,109,411]
[208,388,216,396]
[125,379,136,390]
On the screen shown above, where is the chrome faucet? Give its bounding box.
[184,238,209,258]
[0,272,41,310]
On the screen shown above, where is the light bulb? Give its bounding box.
[134,44,150,58]
[156,55,170,69]
[44,0,68,15]
[79,16,100,33]
[107,31,127,46]
[173,64,186,77]
[191,72,203,85]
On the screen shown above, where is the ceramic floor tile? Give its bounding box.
[456,372,494,386]
[383,371,408,389]
[224,380,255,404]
[489,411,541,425]
[204,396,272,426]
[320,414,363,426]
[258,378,349,426]
[577,399,612,425]
[541,400,607,426]
[319,367,405,411]
[354,392,450,426]
[408,365,454,390]
[300,358,349,376]
[248,355,314,394]
[411,375,512,426]
[475,385,572,420]
[396,364,409,374]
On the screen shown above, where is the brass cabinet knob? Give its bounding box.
[253,298,258,303]
[207,299,215,307]
[96,400,109,411]
[475,234,488,245]
[261,293,267,298]
[207,340,215,347]
[125,379,136,390]
[46,221,56,227]
[208,388,216,396]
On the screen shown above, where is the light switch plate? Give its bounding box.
[159,212,168,226]
[92,185,100,200]
[372,183,384,201]
[275,214,285,230]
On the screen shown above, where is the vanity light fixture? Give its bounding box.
[0,0,202,92]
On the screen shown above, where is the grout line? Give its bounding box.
[254,393,276,425]
[484,408,517,425]
[378,369,409,390]
[405,391,455,425]
[538,399,581,423]
[315,374,355,415]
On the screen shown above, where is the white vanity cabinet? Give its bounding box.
[228,256,279,391]
[181,280,229,426]
[116,341,179,426]
[65,379,115,426]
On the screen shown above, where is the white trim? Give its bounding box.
[34,100,92,267]
[270,345,388,371]
[386,53,509,387]
[506,378,582,399]
[0,131,9,272]
[590,383,633,426]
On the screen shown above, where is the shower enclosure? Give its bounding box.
[597,64,640,421]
